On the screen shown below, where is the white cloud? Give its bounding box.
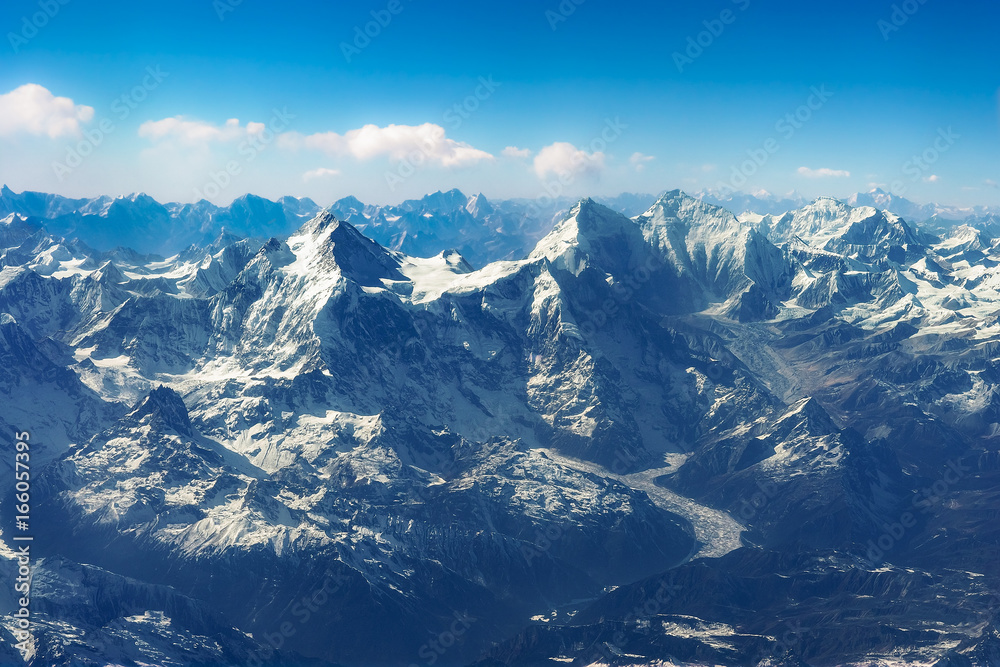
[0,84,94,139]
[502,146,532,159]
[303,167,341,181]
[797,166,851,179]
[629,152,655,172]
[138,117,252,144]
[282,123,493,168]
[533,142,606,181]
[985,179,999,189]
[924,174,939,183]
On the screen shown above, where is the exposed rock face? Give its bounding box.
[2,190,1000,665]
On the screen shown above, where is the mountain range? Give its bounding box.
[2,187,1000,665]
[0,186,660,268]
[6,184,992,269]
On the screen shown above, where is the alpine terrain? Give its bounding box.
[1,187,999,666]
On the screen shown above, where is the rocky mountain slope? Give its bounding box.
[1,190,999,665]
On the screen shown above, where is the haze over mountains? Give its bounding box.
[3,186,1000,665]
[0,185,663,267]
[4,183,994,268]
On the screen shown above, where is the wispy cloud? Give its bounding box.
[502,146,532,159]
[303,168,341,181]
[139,117,493,169]
[138,117,265,144]
[533,142,606,180]
[629,152,655,172]
[797,166,851,178]
[0,84,94,139]
[281,123,493,168]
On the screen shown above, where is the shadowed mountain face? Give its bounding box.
[2,190,1000,665]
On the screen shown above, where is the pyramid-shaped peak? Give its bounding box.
[658,188,686,199]
[571,197,630,226]
[233,193,275,206]
[94,260,127,285]
[640,189,744,230]
[804,196,852,210]
[254,237,296,268]
[293,211,406,286]
[529,197,642,270]
[302,210,342,234]
[211,227,245,247]
[334,195,366,210]
[129,385,193,435]
[465,192,494,217]
[642,189,722,216]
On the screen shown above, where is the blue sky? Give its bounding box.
[0,0,997,207]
